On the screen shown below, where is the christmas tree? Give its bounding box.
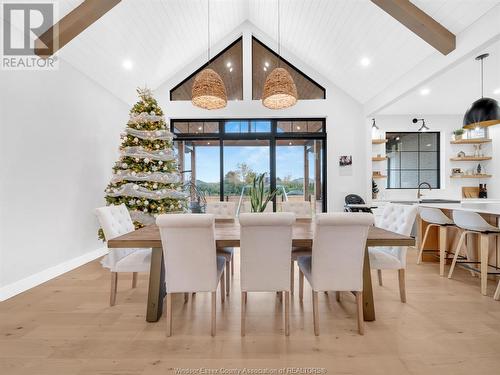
[100,88,188,239]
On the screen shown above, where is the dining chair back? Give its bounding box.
[156,214,220,293]
[156,213,226,336]
[239,212,295,336]
[282,201,312,219]
[95,204,151,306]
[311,213,373,292]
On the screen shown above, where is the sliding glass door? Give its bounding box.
[172,119,327,213]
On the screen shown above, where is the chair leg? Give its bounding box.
[211,291,216,337]
[241,291,246,336]
[290,260,295,295]
[354,291,364,335]
[439,226,448,277]
[335,291,342,302]
[220,270,225,303]
[225,261,230,296]
[398,269,407,303]
[110,272,118,306]
[417,224,433,264]
[231,255,234,275]
[131,272,138,288]
[284,291,290,336]
[377,270,383,286]
[166,293,172,337]
[299,270,304,301]
[277,291,282,302]
[448,231,467,279]
[184,293,189,303]
[480,234,490,296]
[312,291,319,336]
[494,279,500,301]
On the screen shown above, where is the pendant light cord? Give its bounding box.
[277,0,280,68]
[207,0,210,62]
[480,56,484,98]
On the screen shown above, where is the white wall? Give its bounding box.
[0,60,128,299]
[369,114,497,201]
[154,25,368,212]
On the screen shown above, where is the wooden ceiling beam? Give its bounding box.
[371,0,456,55]
[35,0,121,58]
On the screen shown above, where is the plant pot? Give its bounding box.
[454,134,463,140]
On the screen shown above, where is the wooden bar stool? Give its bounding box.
[417,207,456,276]
[448,210,500,296]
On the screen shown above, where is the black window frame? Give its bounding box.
[386,131,441,189]
[171,118,327,212]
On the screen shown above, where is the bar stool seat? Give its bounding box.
[448,210,500,296]
[417,207,457,276]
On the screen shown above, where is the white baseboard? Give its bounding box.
[0,247,109,301]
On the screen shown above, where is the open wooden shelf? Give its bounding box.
[372,156,388,161]
[450,174,492,179]
[450,138,492,144]
[372,139,387,144]
[372,174,387,179]
[450,156,492,161]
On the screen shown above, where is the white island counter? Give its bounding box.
[419,201,500,216]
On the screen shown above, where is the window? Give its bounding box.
[252,37,326,100]
[386,132,440,189]
[171,119,327,213]
[170,38,243,101]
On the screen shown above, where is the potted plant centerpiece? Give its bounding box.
[249,173,277,212]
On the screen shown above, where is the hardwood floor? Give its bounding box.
[1,249,500,374]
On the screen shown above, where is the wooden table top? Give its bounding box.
[108,219,415,249]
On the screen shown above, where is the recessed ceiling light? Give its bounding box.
[229,67,233,72]
[263,66,267,71]
[494,87,500,95]
[289,141,292,145]
[419,88,431,96]
[226,62,232,68]
[207,142,211,145]
[360,57,371,67]
[122,59,133,70]
[264,61,270,67]
[198,126,202,131]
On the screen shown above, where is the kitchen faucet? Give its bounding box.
[417,182,431,199]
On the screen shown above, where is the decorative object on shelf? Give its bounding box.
[453,128,464,140]
[473,144,483,157]
[192,0,227,110]
[477,163,482,175]
[457,150,466,158]
[479,184,488,198]
[468,126,488,139]
[262,0,297,109]
[372,179,379,200]
[463,53,500,129]
[100,87,188,239]
[249,173,277,212]
[412,118,429,132]
[451,168,464,177]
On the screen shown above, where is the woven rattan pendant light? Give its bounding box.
[192,0,227,110]
[262,0,297,110]
[463,54,500,129]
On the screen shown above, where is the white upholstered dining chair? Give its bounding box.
[95,204,151,306]
[206,201,236,296]
[369,203,418,303]
[239,212,295,336]
[156,214,226,337]
[297,213,373,335]
[282,200,313,294]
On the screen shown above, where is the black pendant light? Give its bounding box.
[463,53,500,129]
[371,118,379,130]
[412,118,429,132]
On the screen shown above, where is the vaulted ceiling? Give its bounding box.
[49,0,500,105]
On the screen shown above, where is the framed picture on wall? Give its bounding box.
[468,127,488,139]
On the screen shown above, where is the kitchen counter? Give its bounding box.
[419,202,500,216]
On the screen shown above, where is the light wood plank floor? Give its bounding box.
[1,249,499,375]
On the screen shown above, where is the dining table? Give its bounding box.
[107,219,415,323]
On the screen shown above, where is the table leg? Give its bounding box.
[363,245,375,321]
[146,247,166,322]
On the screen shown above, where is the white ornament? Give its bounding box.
[133,184,139,190]
[133,137,139,143]
[158,161,163,165]
[144,158,150,164]
[121,163,128,168]
[143,208,148,213]
[153,183,158,189]
[144,200,149,205]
